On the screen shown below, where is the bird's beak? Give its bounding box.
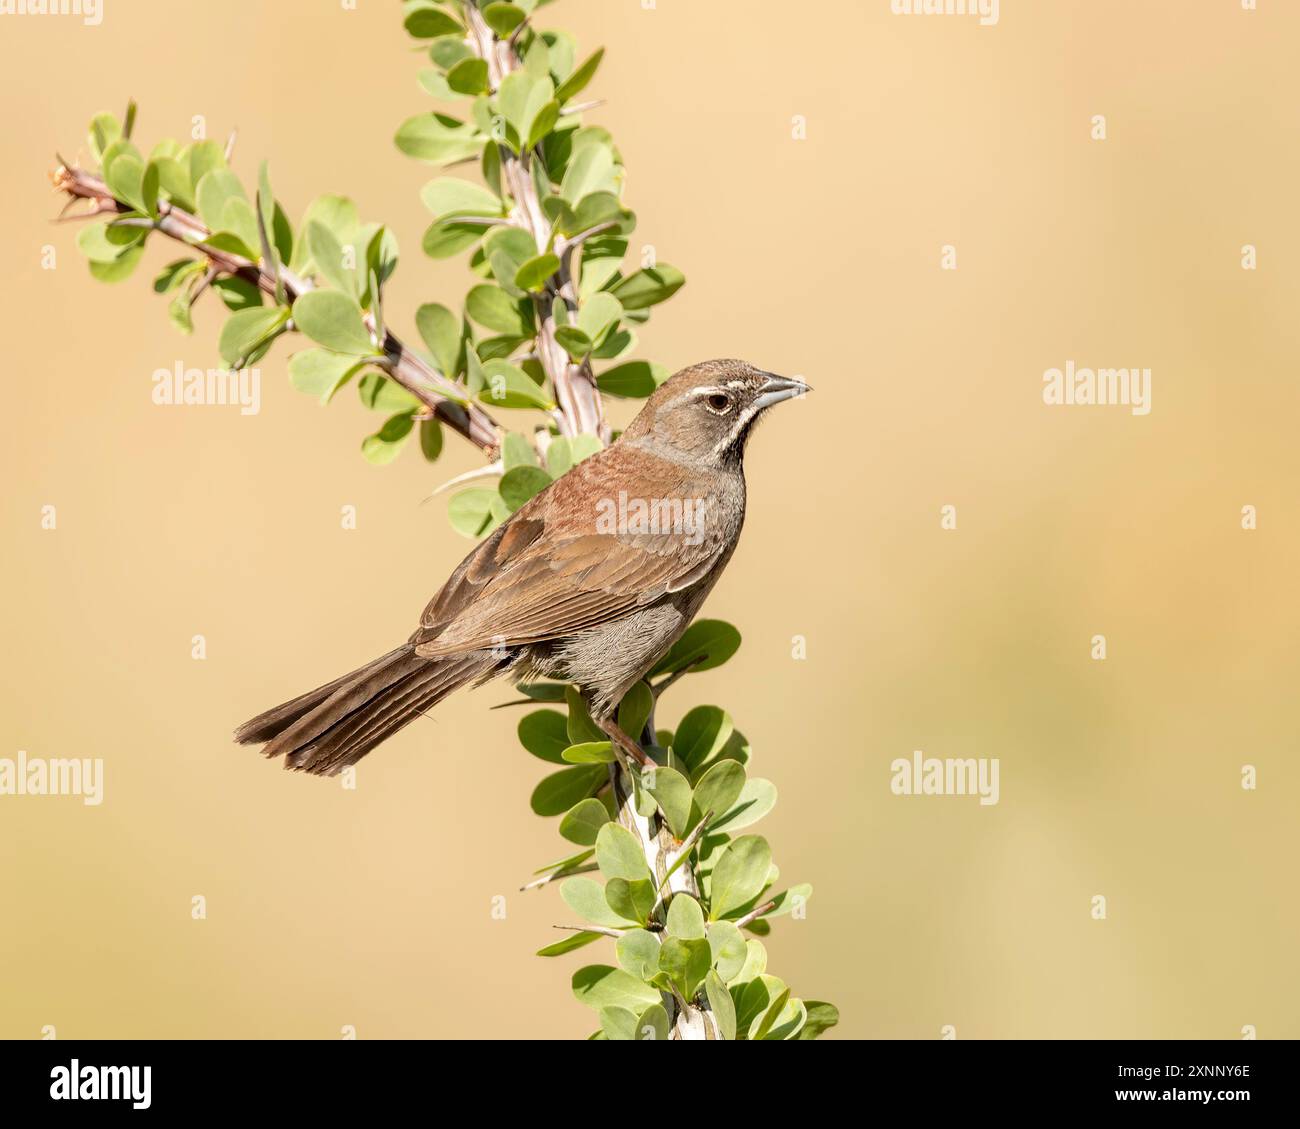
[753,374,812,412]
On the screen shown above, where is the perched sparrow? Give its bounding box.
[235,359,809,775]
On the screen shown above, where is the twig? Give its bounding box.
[552,924,622,939]
[52,163,504,457]
[733,900,778,930]
[521,863,597,891]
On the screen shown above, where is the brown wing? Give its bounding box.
[410,446,730,657]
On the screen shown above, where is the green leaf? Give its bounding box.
[153,157,193,209]
[211,276,263,312]
[658,937,712,999]
[447,487,497,538]
[403,1,462,39]
[577,292,622,344]
[483,1,526,36]
[536,931,602,958]
[423,217,490,259]
[595,823,652,884]
[420,176,501,219]
[571,965,661,1013]
[518,709,570,764]
[641,766,692,838]
[106,153,147,214]
[501,432,536,470]
[498,464,552,510]
[565,686,605,744]
[754,991,803,1041]
[77,221,142,263]
[187,140,225,193]
[287,348,363,403]
[554,326,592,360]
[419,418,444,461]
[219,306,288,366]
[479,360,553,410]
[414,302,463,376]
[515,681,567,702]
[168,291,194,334]
[558,798,610,847]
[561,741,615,765]
[615,929,660,981]
[610,263,686,311]
[665,894,706,940]
[430,37,473,70]
[498,70,554,147]
[596,360,669,399]
[466,284,533,336]
[652,619,742,677]
[689,759,746,831]
[636,1003,670,1042]
[395,112,485,164]
[87,111,121,165]
[358,372,421,413]
[706,920,748,982]
[153,258,202,294]
[605,877,655,925]
[446,57,490,95]
[140,160,161,218]
[732,940,768,986]
[713,777,777,833]
[195,169,246,233]
[560,142,618,205]
[527,101,561,149]
[88,245,144,283]
[292,290,373,354]
[705,970,737,1039]
[599,1006,638,1041]
[305,220,356,296]
[555,47,604,105]
[616,681,653,742]
[514,252,559,292]
[545,437,573,477]
[674,706,734,774]
[796,1001,841,1040]
[361,412,416,465]
[709,836,772,920]
[560,877,630,928]
[530,764,605,817]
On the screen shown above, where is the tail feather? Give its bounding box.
[235,644,499,776]
[231,646,409,745]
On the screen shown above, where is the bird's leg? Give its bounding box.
[597,714,652,768]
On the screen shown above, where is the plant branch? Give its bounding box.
[463,0,608,444]
[733,900,778,931]
[51,163,504,457]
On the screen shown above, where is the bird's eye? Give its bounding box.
[706,393,732,413]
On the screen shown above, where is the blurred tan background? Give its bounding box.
[3,0,1298,1039]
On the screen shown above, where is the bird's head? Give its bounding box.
[620,359,811,467]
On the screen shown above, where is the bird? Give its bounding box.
[234,359,810,776]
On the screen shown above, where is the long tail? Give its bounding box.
[234,644,499,776]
